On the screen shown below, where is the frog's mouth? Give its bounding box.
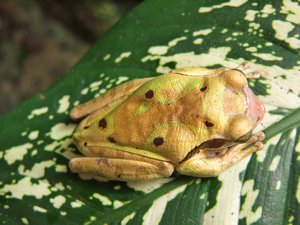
[180,138,241,163]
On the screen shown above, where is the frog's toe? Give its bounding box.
[257,131,265,142]
[236,61,250,70]
[254,142,264,151]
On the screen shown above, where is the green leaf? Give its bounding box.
[1,0,300,225]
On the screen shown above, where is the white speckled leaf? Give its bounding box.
[0,0,300,225]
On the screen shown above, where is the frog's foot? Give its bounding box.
[226,131,265,158]
[69,157,174,181]
[176,132,265,177]
[236,61,250,70]
[235,61,268,79]
[245,70,268,79]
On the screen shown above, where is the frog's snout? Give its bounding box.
[73,129,83,149]
[245,87,265,124]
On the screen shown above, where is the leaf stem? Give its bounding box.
[264,107,300,141]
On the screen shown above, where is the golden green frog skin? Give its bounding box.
[69,63,265,181]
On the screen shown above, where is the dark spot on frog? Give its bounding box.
[108,136,116,143]
[84,142,87,147]
[153,137,164,146]
[99,118,107,129]
[200,86,207,92]
[117,174,121,178]
[204,121,214,127]
[191,113,201,118]
[84,126,89,129]
[96,157,109,166]
[145,90,154,99]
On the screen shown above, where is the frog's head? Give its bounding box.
[222,69,265,141]
[72,110,108,157]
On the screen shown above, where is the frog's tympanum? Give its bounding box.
[69,63,265,181]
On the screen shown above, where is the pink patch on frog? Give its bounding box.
[244,87,265,124]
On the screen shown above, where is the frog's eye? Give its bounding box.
[222,69,247,89]
[228,115,253,139]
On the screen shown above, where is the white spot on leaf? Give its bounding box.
[116,76,129,85]
[18,160,55,179]
[55,165,67,173]
[281,0,300,24]
[49,123,76,140]
[57,95,70,113]
[204,157,250,225]
[261,4,276,15]
[4,143,32,165]
[272,20,300,49]
[81,88,89,95]
[269,155,281,171]
[28,107,48,119]
[199,0,247,13]
[0,177,51,199]
[193,38,203,45]
[240,180,262,224]
[21,217,29,224]
[115,52,132,63]
[28,130,39,140]
[127,178,174,193]
[252,53,283,61]
[245,47,257,52]
[71,200,84,208]
[142,184,187,225]
[272,20,294,40]
[193,29,212,36]
[121,212,135,225]
[113,200,124,209]
[93,193,112,206]
[168,36,187,47]
[103,54,111,61]
[33,205,47,213]
[148,46,168,55]
[276,181,281,190]
[50,195,66,209]
[296,177,300,204]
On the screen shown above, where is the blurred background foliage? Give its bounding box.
[0,0,140,115]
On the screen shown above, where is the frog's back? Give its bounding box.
[97,73,241,164]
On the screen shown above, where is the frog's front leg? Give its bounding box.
[176,132,265,177]
[71,78,152,120]
[69,156,174,181]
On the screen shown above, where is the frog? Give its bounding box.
[69,62,265,181]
